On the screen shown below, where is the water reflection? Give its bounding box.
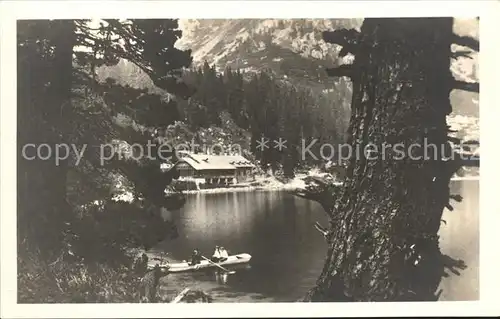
[156,190,328,301]
[156,181,478,302]
[438,180,479,300]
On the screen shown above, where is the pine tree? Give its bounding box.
[302,18,479,302]
[18,19,193,258]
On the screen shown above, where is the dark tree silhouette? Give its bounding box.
[17,19,192,258]
[300,18,479,301]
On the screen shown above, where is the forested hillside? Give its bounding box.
[97,18,478,177]
[16,17,480,304]
[98,61,350,177]
[18,19,192,303]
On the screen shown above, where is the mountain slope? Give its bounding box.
[96,19,479,153]
[177,18,479,146]
[178,18,478,116]
[177,19,359,86]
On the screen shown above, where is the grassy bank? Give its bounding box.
[17,200,212,303]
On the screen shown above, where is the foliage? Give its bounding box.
[17,19,192,302]
[18,251,142,303]
[303,18,478,302]
[179,63,349,176]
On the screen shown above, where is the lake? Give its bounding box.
[155,180,479,302]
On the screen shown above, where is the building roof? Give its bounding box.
[177,152,255,171]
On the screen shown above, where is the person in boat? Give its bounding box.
[219,246,229,262]
[211,245,221,262]
[189,248,202,266]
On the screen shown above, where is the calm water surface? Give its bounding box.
[155,180,479,302]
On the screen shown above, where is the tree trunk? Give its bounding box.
[17,20,76,257]
[306,18,460,301]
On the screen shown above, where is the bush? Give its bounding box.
[18,199,177,303]
[18,250,141,303]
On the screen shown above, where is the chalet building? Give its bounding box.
[175,152,255,186]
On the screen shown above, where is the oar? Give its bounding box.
[201,256,236,274]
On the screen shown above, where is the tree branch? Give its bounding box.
[170,288,191,303]
[447,136,461,144]
[451,50,474,60]
[290,176,340,219]
[450,194,463,202]
[325,64,355,79]
[323,29,360,46]
[452,34,479,52]
[293,191,334,216]
[314,222,331,240]
[463,140,480,145]
[323,29,360,57]
[460,156,480,167]
[453,80,479,93]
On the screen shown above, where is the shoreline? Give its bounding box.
[114,174,479,201]
[450,176,480,181]
[181,184,299,194]
[137,174,479,302]
[177,176,478,195]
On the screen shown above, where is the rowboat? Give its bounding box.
[148,253,252,273]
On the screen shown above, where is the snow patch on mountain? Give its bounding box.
[450,44,478,83]
[177,18,478,123]
[451,18,479,84]
[177,19,361,76]
[178,18,477,84]
[447,114,479,143]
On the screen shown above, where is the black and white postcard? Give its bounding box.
[1,0,499,318]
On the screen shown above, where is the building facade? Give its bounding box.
[175,152,255,187]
